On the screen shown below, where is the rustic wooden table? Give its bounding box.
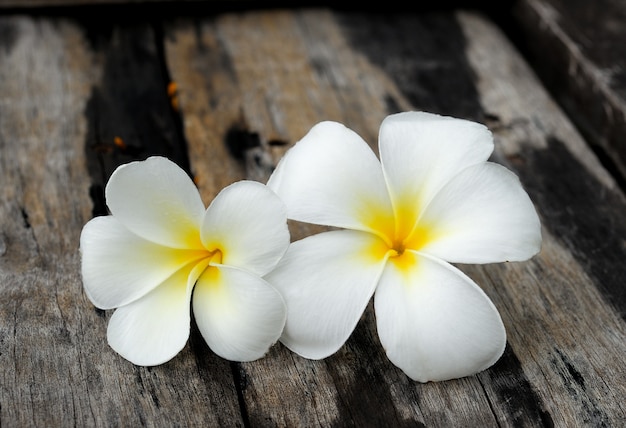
[1,1,625,426]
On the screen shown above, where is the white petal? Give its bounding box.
[106,259,206,366]
[379,112,494,232]
[192,265,286,362]
[105,156,205,249]
[374,251,506,382]
[264,230,388,359]
[267,121,394,235]
[414,162,542,263]
[80,216,207,309]
[201,181,289,276]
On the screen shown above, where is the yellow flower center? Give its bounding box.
[189,247,225,286]
[361,196,436,272]
[207,248,223,265]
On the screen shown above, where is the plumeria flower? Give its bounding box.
[80,156,289,366]
[266,111,541,382]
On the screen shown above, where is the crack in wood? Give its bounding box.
[81,18,192,218]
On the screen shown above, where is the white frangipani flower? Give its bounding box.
[80,156,289,366]
[266,111,542,382]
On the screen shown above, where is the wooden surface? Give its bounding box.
[511,0,626,184]
[1,3,625,427]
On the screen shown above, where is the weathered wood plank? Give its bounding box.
[460,12,626,427]
[165,8,626,426]
[511,0,626,184]
[81,17,192,214]
[1,5,625,428]
[0,15,244,426]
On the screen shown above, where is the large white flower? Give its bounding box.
[80,156,289,366]
[266,111,541,382]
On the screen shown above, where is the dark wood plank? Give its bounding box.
[459,12,626,426]
[0,15,244,426]
[511,0,626,184]
[81,17,192,214]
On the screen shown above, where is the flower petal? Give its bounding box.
[105,156,205,249]
[201,181,289,276]
[414,162,542,263]
[106,259,207,366]
[80,216,207,309]
[267,121,394,235]
[192,265,286,362]
[374,251,506,382]
[264,230,388,359]
[379,112,494,234]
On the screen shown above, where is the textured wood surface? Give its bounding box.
[511,0,626,184]
[1,5,625,427]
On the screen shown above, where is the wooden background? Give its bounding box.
[1,1,625,426]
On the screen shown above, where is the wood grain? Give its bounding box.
[164,8,626,426]
[461,12,626,426]
[0,15,243,427]
[511,0,626,184]
[0,5,625,427]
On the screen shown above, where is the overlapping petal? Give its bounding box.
[374,251,506,382]
[105,156,205,249]
[267,121,394,236]
[201,181,289,276]
[106,259,208,366]
[80,215,207,309]
[265,230,388,359]
[192,265,286,362]
[414,162,542,263]
[379,112,494,236]
[82,155,295,366]
[261,112,539,381]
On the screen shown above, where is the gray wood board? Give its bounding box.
[512,0,626,184]
[0,8,624,427]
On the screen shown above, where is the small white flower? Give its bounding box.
[266,111,542,382]
[80,156,289,366]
